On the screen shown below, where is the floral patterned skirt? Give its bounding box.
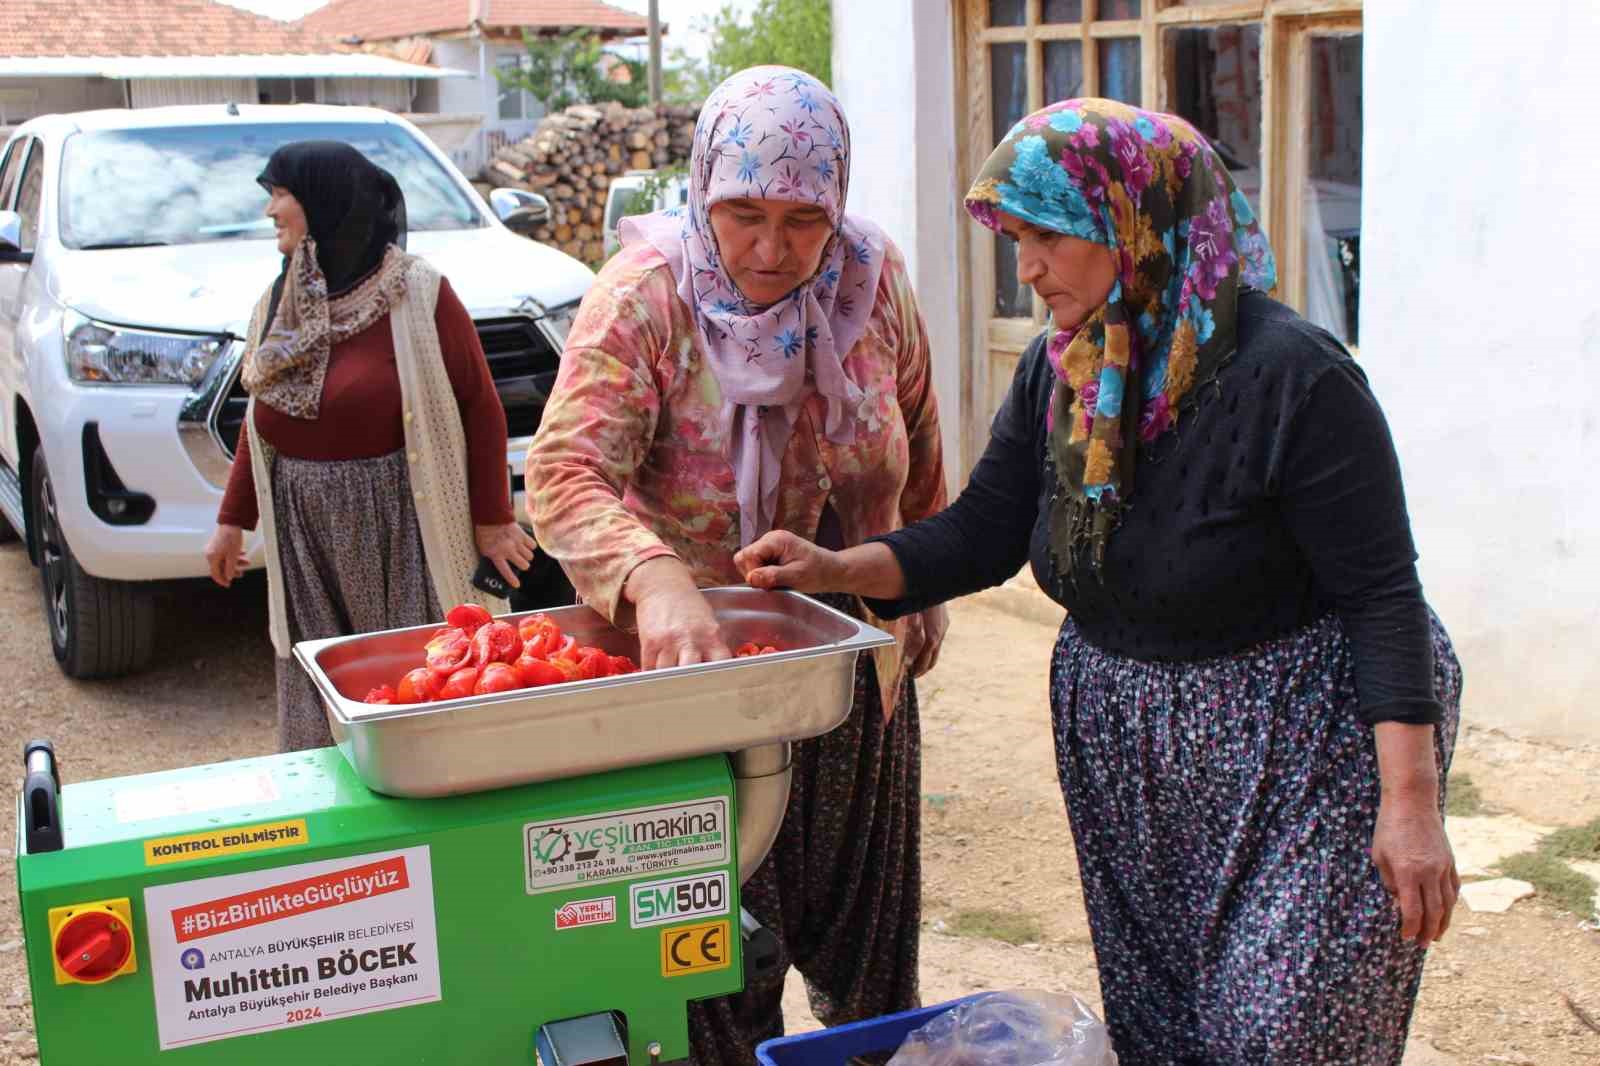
[1051,610,1461,1065]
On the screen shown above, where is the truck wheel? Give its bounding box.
[0,510,17,544]
[30,446,156,679]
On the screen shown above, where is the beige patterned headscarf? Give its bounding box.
[240,237,410,419]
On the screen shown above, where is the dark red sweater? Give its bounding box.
[217,278,513,529]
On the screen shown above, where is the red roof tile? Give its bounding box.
[0,0,349,58]
[300,0,650,43]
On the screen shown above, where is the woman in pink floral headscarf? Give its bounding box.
[525,67,948,1061]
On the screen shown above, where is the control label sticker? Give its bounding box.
[524,797,728,895]
[143,846,441,1050]
[144,819,309,867]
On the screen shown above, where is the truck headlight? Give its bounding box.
[63,310,228,386]
[541,301,580,349]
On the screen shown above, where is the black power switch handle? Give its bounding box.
[22,740,63,854]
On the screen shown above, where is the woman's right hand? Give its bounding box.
[204,524,249,588]
[624,557,733,670]
[734,531,846,593]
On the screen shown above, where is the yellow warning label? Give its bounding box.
[660,919,732,977]
[144,819,309,867]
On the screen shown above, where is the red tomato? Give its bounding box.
[552,635,580,662]
[472,620,522,666]
[437,666,480,701]
[735,642,761,658]
[517,614,564,658]
[474,662,522,695]
[362,684,396,704]
[575,647,613,681]
[446,603,493,634]
[607,655,638,675]
[425,627,472,676]
[549,657,583,682]
[395,667,439,704]
[515,654,569,688]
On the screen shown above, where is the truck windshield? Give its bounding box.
[59,122,484,249]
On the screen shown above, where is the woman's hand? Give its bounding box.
[735,530,847,593]
[1371,722,1458,948]
[903,604,948,677]
[204,524,249,588]
[475,522,537,589]
[623,557,732,669]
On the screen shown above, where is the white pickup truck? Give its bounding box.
[0,104,591,678]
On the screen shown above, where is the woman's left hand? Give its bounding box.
[474,522,537,589]
[903,604,948,678]
[1371,790,1459,949]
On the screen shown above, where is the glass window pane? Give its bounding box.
[1098,0,1141,17]
[1167,24,1262,209]
[989,0,1025,27]
[1306,35,1363,345]
[1097,38,1141,105]
[990,41,1032,318]
[1044,40,1084,104]
[1043,0,1083,22]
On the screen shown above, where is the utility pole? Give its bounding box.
[647,0,663,105]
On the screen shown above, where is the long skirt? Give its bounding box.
[1051,610,1461,1065]
[271,450,441,753]
[688,596,922,1065]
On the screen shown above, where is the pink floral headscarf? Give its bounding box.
[620,66,885,546]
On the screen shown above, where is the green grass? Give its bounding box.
[1540,817,1600,862]
[947,907,1045,946]
[1444,773,1487,817]
[1498,851,1598,917]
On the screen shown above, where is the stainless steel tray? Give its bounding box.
[291,588,894,797]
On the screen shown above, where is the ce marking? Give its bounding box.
[660,919,732,977]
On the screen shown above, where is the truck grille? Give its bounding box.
[217,316,559,460]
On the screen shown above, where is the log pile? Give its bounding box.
[481,100,698,264]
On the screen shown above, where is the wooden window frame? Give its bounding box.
[951,0,1362,473]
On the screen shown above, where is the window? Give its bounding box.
[497,55,531,120]
[14,141,43,251]
[0,136,27,208]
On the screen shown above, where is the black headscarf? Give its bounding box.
[242,142,412,419]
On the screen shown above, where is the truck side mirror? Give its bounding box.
[0,211,31,264]
[489,189,551,229]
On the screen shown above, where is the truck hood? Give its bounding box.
[50,227,594,337]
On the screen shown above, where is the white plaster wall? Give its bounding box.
[832,0,964,497]
[1363,2,1600,743]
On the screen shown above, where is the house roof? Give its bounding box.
[0,0,346,58]
[0,55,464,80]
[299,0,651,43]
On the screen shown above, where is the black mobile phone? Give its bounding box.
[471,554,528,599]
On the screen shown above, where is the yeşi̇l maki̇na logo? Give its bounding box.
[531,828,574,865]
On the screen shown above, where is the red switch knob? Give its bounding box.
[53,911,132,983]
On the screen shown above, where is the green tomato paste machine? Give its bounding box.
[15,589,891,1065]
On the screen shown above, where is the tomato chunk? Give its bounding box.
[515,654,570,687]
[446,603,493,634]
[437,666,480,701]
[474,662,523,695]
[472,620,522,667]
[425,627,473,676]
[362,684,396,704]
[395,667,439,704]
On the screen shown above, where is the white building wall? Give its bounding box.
[832,0,964,496]
[1360,2,1600,742]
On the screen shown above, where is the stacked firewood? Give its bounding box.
[482,100,697,264]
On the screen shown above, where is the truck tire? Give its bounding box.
[30,446,156,679]
[0,510,17,544]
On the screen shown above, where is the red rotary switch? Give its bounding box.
[53,910,133,983]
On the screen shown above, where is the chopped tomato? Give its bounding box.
[551,635,580,662]
[549,656,583,682]
[437,666,480,701]
[607,654,639,675]
[735,642,780,657]
[472,620,522,667]
[446,603,494,634]
[362,684,397,704]
[515,654,570,688]
[517,614,564,658]
[425,627,473,676]
[395,667,439,705]
[474,662,523,695]
[575,647,613,680]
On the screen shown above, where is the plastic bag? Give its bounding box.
[887,991,1117,1066]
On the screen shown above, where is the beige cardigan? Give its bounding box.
[246,255,503,657]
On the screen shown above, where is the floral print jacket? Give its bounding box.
[525,238,947,710]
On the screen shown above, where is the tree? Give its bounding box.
[666,0,832,104]
[499,29,649,112]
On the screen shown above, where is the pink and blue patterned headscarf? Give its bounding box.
[621,66,885,546]
[965,98,1276,578]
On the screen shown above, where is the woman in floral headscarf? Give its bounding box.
[737,99,1461,1064]
[525,67,947,1061]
